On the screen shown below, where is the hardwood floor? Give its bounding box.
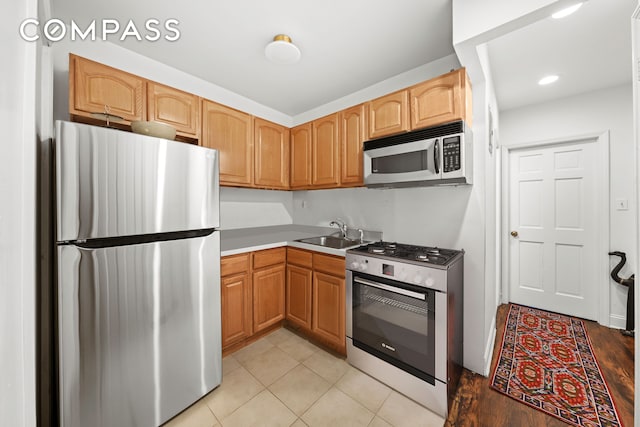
[445,304,635,427]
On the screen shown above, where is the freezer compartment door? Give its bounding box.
[57,232,221,427]
[56,120,219,241]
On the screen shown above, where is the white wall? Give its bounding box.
[500,84,635,327]
[453,0,577,46]
[292,54,460,125]
[1,0,39,425]
[220,188,293,230]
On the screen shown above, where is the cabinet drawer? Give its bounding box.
[287,248,313,268]
[313,253,346,277]
[221,253,250,277]
[253,247,286,270]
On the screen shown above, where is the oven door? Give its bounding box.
[348,272,436,384]
[363,138,440,186]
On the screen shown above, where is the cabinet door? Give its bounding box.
[312,272,345,351]
[410,68,472,129]
[201,100,253,186]
[254,118,290,189]
[70,54,145,122]
[312,114,340,187]
[286,265,313,330]
[340,104,365,187]
[290,123,313,189]
[221,273,252,349]
[253,264,286,333]
[147,81,199,137]
[367,90,409,139]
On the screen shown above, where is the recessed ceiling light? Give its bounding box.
[552,2,583,19]
[538,75,559,85]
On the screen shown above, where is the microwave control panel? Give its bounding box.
[442,136,461,173]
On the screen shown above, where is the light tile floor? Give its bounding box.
[163,328,444,427]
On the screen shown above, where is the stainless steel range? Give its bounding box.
[346,241,463,418]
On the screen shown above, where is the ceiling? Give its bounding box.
[52,0,454,116]
[487,0,637,111]
[52,0,637,116]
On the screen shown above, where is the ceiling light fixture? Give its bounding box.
[538,75,559,85]
[265,34,301,64]
[551,2,583,19]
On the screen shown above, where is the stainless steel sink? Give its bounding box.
[295,235,362,249]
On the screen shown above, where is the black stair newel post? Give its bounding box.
[608,251,635,336]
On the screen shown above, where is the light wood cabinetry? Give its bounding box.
[221,254,252,349]
[312,113,340,187]
[340,104,366,187]
[69,54,145,124]
[367,90,409,139]
[286,264,313,330]
[313,272,345,349]
[254,118,290,189]
[252,248,286,333]
[221,247,286,353]
[285,248,346,354]
[410,68,473,129]
[68,54,472,191]
[290,123,313,189]
[286,248,313,330]
[147,81,200,138]
[201,100,253,186]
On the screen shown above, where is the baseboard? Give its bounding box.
[483,316,497,377]
[609,314,627,330]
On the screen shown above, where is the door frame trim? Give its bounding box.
[500,131,610,325]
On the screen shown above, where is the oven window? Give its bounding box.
[371,149,430,174]
[351,273,435,383]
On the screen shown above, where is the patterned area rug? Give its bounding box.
[490,304,623,427]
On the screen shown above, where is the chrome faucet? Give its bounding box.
[329,219,348,239]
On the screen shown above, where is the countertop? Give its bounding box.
[220,224,357,257]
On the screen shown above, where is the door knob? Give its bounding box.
[510,231,518,237]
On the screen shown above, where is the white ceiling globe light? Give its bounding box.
[552,2,583,19]
[538,75,559,85]
[265,34,301,64]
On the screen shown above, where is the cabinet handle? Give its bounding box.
[510,231,518,237]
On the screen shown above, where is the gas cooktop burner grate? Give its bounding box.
[352,241,461,266]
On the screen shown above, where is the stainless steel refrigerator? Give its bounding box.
[54,120,221,427]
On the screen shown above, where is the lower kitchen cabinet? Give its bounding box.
[221,254,252,349]
[221,248,286,353]
[253,263,286,333]
[312,271,345,351]
[286,264,313,330]
[286,248,346,355]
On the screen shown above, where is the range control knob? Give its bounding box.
[398,271,407,281]
[424,277,435,287]
[360,263,368,271]
[413,275,423,284]
[350,261,360,269]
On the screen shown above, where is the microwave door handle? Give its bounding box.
[434,139,440,174]
[353,277,426,300]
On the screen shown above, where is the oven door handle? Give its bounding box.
[353,277,426,301]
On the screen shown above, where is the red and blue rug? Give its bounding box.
[490,304,623,427]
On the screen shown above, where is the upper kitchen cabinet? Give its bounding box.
[290,123,313,189]
[69,54,145,124]
[340,104,366,187]
[147,81,200,139]
[366,90,409,139]
[410,68,473,129]
[201,99,253,187]
[254,118,290,189]
[312,113,340,187]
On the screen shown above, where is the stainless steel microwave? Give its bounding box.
[364,121,472,188]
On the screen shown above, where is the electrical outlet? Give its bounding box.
[615,199,628,211]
